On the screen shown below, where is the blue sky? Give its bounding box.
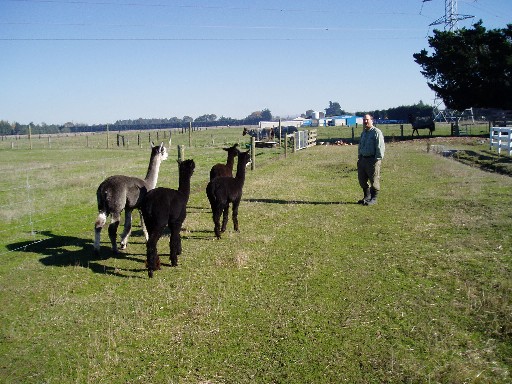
[1,0,511,125]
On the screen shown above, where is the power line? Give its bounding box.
[0,36,425,41]
[5,0,427,16]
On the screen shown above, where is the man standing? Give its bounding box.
[357,114,385,205]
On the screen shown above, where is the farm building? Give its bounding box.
[302,115,361,127]
[259,115,362,129]
[259,117,305,129]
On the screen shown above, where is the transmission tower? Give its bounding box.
[423,0,474,32]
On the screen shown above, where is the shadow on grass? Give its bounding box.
[244,198,357,205]
[6,230,146,278]
[453,150,512,177]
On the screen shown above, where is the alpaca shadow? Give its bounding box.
[181,228,215,241]
[243,198,357,205]
[6,231,146,278]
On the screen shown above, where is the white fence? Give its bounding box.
[490,126,512,156]
[292,130,317,151]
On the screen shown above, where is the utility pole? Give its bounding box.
[423,0,473,32]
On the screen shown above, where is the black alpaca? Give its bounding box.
[209,143,239,181]
[140,159,195,278]
[94,142,168,255]
[206,150,251,239]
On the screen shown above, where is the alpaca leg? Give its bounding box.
[119,209,133,249]
[94,227,102,255]
[232,199,240,232]
[212,206,223,239]
[169,224,182,267]
[139,210,149,242]
[146,230,162,278]
[221,205,230,233]
[108,213,121,254]
[93,212,107,255]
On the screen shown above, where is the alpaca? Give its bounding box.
[209,143,239,181]
[94,142,168,256]
[141,159,195,278]
[206,150,251,239]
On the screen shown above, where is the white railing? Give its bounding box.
[293,130,317,151]
[490,126,512,156]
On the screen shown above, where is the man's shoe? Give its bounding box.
[357,188,371,204]
[365,189,378,205]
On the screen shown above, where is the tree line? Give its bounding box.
[2,103,433,136]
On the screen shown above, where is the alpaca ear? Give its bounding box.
[150,141,155,148]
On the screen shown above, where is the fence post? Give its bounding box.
[178,145,185,161]
[106,124,110,148]
[400,124,404,139]
[188,122,192,147]
[250,137,256,170]
[278,119,282,148]
[28,124,33,150]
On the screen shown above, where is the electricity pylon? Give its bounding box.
[423,0,474,31]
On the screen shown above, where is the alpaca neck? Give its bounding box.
[235,160,247,185]
[178,172,192,199]
[226,154,236,171]
[144,154,162,190]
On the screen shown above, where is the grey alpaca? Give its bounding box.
[209,143,239,181]
[94,142,168,255]
[206,150,251,239]
[141,159,196,278]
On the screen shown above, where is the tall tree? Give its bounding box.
[261,108,272,121]
[414,21,512,110]
[324,101,346,116]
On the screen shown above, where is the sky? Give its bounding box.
[1,0,511,125]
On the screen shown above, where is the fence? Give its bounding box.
[490,126,512,156]
[292,129,317,151]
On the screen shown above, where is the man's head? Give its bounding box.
[363,114,373,130]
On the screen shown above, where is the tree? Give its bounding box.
[414,21,512,110]
[194,114,217,122]
[324,101,346,116]
[0,120,13,135]
[261,108,272,121]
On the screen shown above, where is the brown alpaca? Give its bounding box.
[209,143,239,181]
[206,150,251,239]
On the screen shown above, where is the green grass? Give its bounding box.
[0,130,511,383]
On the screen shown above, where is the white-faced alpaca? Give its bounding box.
[209,143,239,181]
[141,159,196,278]
[94,142,168,256]
[206,150,251,239]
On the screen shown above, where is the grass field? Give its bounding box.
[0,127,511,383]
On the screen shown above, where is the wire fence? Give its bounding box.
[0,154,140,257]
